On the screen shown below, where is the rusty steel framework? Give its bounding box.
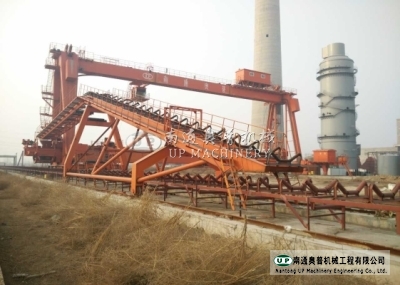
[19,43,400,235]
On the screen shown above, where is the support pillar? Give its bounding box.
[63,106,90,177]
[108,115,125,169]
[93,131,148,175]
[91,119,120,174]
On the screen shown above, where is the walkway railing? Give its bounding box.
[79,85,295,157]
[48,43,297,94]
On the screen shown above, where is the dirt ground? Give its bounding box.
[0,171,392,285]
[0,174,81,284]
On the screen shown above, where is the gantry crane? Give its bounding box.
[23,43,302,197]
[17,43,400,233]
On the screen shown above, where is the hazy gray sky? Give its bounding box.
[0,0,399,164]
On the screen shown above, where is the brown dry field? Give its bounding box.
[0,171,394,285]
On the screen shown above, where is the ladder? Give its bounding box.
[217,154,246,210]
[341,161,353,177]
[337,156,353,177]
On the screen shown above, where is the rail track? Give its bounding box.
[1,165,400,256]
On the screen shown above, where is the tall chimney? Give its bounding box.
[252,0,284,143]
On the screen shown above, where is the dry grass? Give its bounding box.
[0,170,13,191]
[0,180,9,190]
[0,171,391,285]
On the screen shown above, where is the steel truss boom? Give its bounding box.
[45,44,301,155]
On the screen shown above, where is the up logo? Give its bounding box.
[273,255,293,267]
[125,132,163,151]
[142,72,154,80]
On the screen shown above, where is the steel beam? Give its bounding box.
[137,160,206,183]
[63,106,91,177]
[91,119,120,174]
[92,131,148,175]
[108,115,125,168]
[287,99,302,157]
[66,172,131,183]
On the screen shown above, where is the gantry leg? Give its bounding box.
[108,115,125,169]
[134,160,206,195]
[130,147,205,194]
[63,106,91,177]
[91,119,120,174]
[93,131,148,175]
[130,147,170,195]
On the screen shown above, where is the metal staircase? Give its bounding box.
[216,147,246,210]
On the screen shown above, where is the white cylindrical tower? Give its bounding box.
[252,0,283,137]
[317,43,359,170]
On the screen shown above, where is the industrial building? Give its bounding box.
[359,118,400,175]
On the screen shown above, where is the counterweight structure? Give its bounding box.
[317,43,359,170]
[252,0,284,145]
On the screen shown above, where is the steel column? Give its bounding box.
[63,106,91,177]
[108,115,125,168]
[91,119,120,174]
[93,131,148,175]
[287,99,302,156]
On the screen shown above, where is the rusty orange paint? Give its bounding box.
[235,69,271,86]
[24,45,304,194]
[63,106,91,177]
[313,149,337,164]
